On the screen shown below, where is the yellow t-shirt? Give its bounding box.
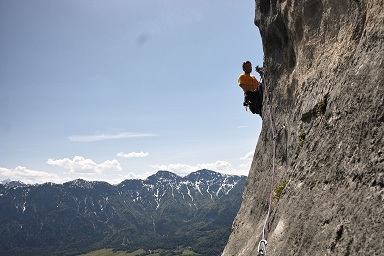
[238,73,259,92]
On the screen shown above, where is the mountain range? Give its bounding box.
[0,169,246,256]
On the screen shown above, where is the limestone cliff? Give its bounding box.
[223,0,383,255]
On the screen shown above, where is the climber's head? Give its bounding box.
[242,60,252,74]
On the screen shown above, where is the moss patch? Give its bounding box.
[298,131,306,147]
[315,97,327,117]
[274,181,288,202]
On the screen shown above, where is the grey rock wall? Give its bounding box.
[223,0,383,255]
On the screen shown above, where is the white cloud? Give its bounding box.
[151,160,240,176]
[117,151,149,158]
[237,150,254,175]
[240,150,254,161]
[0,166,68,184]
[97,159,122,171]
[68,171,156,185]
[152,152,255,177]
[47,156,122,174]
[118,172,154,181]
[68,132,155,142]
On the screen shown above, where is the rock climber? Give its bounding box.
[238,60,262,116]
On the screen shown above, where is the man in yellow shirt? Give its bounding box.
[238,60,260,92]
[238,61,262,116]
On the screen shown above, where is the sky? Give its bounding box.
[0,0,264,185]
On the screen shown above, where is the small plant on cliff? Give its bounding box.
[315,97,327,117]
[274,181,288,203]
[298,131,306,147]
[255,65,264,78]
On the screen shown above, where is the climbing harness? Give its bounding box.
[243,88,263,115]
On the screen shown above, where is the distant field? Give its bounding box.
[79,248,145,256]
[181,249,199,255]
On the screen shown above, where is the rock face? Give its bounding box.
[223,0,383,255]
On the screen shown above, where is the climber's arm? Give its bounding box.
[238,74,259,91]
[239,83,257,92]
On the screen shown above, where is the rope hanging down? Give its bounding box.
[257,83,284,256]
[254,67,285,256]
[257,102,277,256]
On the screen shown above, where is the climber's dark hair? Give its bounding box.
[242,60,252,68]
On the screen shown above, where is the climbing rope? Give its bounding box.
[257,83,279,256]
[249,67,280,255]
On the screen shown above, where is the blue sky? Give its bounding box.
[0,0,263,184]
